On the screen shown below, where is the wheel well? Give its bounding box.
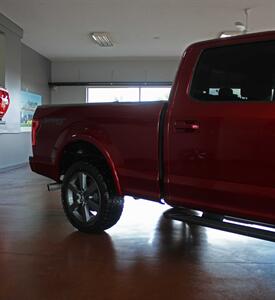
[60,141,116,194]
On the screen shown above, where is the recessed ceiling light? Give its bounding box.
[89,32,114,47]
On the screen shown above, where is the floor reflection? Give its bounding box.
[1,167,275,299]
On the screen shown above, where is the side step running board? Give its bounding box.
[164,208,275,242]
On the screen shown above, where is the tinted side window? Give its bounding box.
[190,41,275,102]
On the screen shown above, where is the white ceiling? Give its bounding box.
[0,0,275,60]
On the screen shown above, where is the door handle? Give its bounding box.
[174,120,199,132]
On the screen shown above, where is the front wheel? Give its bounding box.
[61,161,124,233]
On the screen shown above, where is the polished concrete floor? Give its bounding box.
[0,166,275,300]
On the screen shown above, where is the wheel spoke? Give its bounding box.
[68,183,80,195]
[79,173,87,191]
[81,204,91,223]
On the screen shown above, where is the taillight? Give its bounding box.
[32,119,40,146]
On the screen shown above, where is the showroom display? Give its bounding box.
[30,31,275,240]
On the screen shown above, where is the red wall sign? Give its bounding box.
[0,88,10,120]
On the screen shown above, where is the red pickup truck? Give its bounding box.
[30,31,275,240]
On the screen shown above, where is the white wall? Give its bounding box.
[51,86,86,105]
[21,44,51,104]
[1,25,22,133]
[51,58,180,104]
[0,33,5,87]
[0,132,32,169]
[0,13,50,170]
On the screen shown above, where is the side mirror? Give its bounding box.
[0,88,10,120]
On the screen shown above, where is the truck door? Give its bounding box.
[165,39,275,224]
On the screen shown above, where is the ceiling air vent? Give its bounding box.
[89,32,114,47]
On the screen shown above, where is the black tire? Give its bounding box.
[61,161,124,233]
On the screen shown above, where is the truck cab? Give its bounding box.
[165,32,275,226]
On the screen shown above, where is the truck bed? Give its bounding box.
[31,101,166,200]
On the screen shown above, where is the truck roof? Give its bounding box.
[188,30,275,51]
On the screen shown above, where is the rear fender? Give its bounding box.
[53,129,122,196]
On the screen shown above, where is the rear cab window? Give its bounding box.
[190,40,275,102]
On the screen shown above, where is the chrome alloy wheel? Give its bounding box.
[66,172,101,223]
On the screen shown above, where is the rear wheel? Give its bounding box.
[61,161,124,233]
